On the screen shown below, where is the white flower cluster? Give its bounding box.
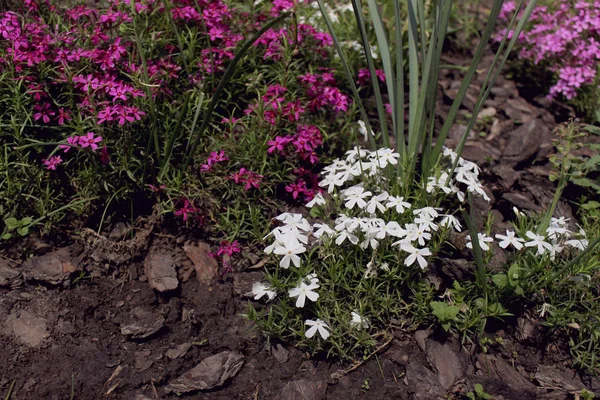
[252,146,491,340]
[467,216,588,258]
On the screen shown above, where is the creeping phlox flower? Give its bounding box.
[251,282,277,301]
[466,217,588,259]
[289,275,320,308]
[350,311,369,330]
[304,318,330,340]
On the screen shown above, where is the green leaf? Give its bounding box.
[431,301,461,322]
[492,274,508,288]
[582,201,600,210]
[21,217,32,225]
[17,226,29,236]
[4,217,18,228]
[1,233,12,240]
[583,124,600,135]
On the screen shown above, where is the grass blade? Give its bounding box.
[393,0,406,169]
[351,0,390,148]
[316,0,377,149]
[429,0,504,167]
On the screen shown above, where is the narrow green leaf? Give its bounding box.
[315,0,377,149]
[352,0,390,147]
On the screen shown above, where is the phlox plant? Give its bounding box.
[497,0,600,121]
[247,0,540,357]
[0,0,354,239]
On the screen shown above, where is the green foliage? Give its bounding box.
[466,383,492,400]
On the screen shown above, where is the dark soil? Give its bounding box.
[1,49,599,400]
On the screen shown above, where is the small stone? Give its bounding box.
[6,310,49,347]
[134,350,153,372]
[183,242,218,283]
[144,252,178,292]
[165,351,244,393]
[280,379,326,400]
[413,330,429,352]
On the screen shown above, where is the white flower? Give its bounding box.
[251,282,277,301]
[401,243,432,269]
[343,186,372,210]
[524,231,553,256]
[366,191,389,214]
[407,223,431,246]
[495,230,525,250]
[289,281,319,308]
[350,311,369,330]
[273,236,306,268]
[306,193,326,208]
[357,121,369,142]
[466,233,494,252]
[372,148,400,169]
[565,238,588,251]
[305,319,330,340]
[369,221,406,240]
[313,223,334,239]
[413,207,441,220]
[386,196,411,213]
[439,214,462,232]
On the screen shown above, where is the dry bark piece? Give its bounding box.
[165,351,244,393]
[476,354,537,393]
[134,350,153,372]
[166,343,192,360]
[120,307,165,339]
[426,340,465,390]
[0,259,21,289]
[22,247,78,286]
[144,251,178,292]
[183,242,218,282]
[535,365,586,392]
[271,343,289,364]
[280,379,327,400]
[5,310,49,347]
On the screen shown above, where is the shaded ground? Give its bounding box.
[1,51,599,399]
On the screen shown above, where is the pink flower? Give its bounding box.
[60,136,79,153]
[174,198,196,221]
[217,240,241,257]
[78,132,103,150]
[43,155,62,170]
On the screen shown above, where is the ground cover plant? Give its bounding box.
[497,0,600,122]
[2,0,600,398]
[0,0,361,246]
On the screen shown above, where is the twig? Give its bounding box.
[329,333,394,380]
[4,380,15,400]
[248,257,269,270]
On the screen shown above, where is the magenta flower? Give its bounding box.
[217,240,241,257]
[267,136,293,154]
[174,199,196,221]
[43,155,62,170]
[60,136,79,153]
[78,132,103,150]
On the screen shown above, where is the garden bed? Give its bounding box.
[1,0,600,399]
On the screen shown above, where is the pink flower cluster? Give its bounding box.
[299,71,350,113]
[357,68,386,86]
[42,132,104,170]
[230,168,264,191]
[498,1,600,100]
[254,23,333,61]
[201,150,229,172]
